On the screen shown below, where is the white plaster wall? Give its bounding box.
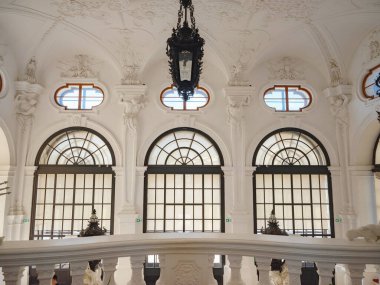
[0,17,380,285]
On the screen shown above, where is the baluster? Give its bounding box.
[127,255,145,285]
[348,263,365,285]
[2,266,24,285]
[70,261,87,285]
[207,254,218,285]
[286,260,302,285]
[227,255,245,285]
[156,254,165,285]
[102,258,118,285]
[255,256,271,285]
[36,264,55,285]
[316,262,335,285]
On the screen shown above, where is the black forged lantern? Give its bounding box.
[167,0,205,101]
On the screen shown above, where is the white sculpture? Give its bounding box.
[346,223,380,242]
[83,262,103,285]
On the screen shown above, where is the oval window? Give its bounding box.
[264,85,312,112]
[362,64,380,99]
[161,86,210,111]
[55,83,104,110]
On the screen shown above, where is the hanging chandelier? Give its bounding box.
[166,0,205,101]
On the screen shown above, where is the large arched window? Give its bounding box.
[253,128,334,237]
[372,133,380,221]
[144,128,224,233]
[30,127,115,240]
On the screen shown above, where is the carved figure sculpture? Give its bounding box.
[24,57,37,83]
[346,223,380,242]
[83,262,103,285]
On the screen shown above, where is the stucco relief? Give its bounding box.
[268,57,304,80]
[173,262,201,285]
[59,55,99,78]
[52,0,125,18]
[23,57,37,84]
[368,30,380,61]
[250,0,319,21]
[329,59,343,87]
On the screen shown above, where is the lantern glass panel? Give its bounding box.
[179,50,193,81]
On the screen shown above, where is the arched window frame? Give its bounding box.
[160,85,210,111]
[0,68,8,99]
[372,132,380,170]
[143,127,225,233]
[30,127,116,240]
[263,85,312,112]
[362,64,380,99]
[252,128,335,238]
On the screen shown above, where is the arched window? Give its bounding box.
[263,85,312,112]
[253,128,334,237]
[362,64,380,99]
[30,127,115,240]
[160,86,210,111]
[54,83,104,110]
[144,128,224,233]
[373,134,380,221]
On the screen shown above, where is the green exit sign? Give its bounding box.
[226,217,232,223]
[135,217,142,223]
[335,216,343,223]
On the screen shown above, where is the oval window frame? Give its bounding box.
[263,85,312,112]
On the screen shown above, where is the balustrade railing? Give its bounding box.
[0,233,379,285]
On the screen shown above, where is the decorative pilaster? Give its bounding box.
[316,262,335,285]
[36,264,55,285]
[103,257,118,285]
[255,256,271,285]
[8,79,43,240]
[2,266,24,285]
[348,264,365,285]
[324,85,356,232]
[127,255,145,285]
[116,84,146,220]
[223,86,253,233]
[227,255,245,285]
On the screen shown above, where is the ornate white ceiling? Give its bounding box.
[0,0,379,85]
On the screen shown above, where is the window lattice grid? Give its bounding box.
[254,173,332,237]
[145,173,222,233]
[254,130,328,166]
[55,83,104,110]
[147,130,221,166]
[263,85,312,112]
[38,129,114,166]
[32,173,113,240]
[161,86,210,111]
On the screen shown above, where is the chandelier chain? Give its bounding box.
[189,4,196,29]
[177,4,183,30]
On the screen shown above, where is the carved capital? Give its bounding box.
[323,84,352,124]
[116,85,147,130]
[224,86,253,124]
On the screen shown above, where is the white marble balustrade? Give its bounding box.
[0,233,379,285]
